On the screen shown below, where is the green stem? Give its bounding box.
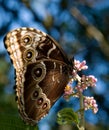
[78,93,85,130]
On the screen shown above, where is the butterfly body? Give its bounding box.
[4,27,73,125]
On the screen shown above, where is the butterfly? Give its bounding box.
[4,27,73,125]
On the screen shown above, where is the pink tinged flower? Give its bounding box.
[81,75,86,81]
[74,60,88,71]
[88,75,97,86]
[64,85,73,95]
[63,84,73,101]
[76,85,84,92]
[75,79,88,92]
[84,96,98,114]
[81,84,88,90]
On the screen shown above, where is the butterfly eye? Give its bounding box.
[22,35,32,45]
[23,49,35,61]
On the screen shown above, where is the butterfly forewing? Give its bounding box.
[4,27,73,125]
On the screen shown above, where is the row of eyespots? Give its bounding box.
[22,34,48,110]
[32,90,48,110]
[22,35,35,60]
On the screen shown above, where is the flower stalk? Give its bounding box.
[78,92,85,130]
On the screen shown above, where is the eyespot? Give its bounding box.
[31,85,42,100]
[34,68,42,77]
[32,90,39,99]
[37,98,43,105]
[22,35,32,46]
[23,48,35,61]
[32,62,46,82]
[26,51,33,59]
[42,103,47,109]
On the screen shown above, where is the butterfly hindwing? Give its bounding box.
[22,60,69,124]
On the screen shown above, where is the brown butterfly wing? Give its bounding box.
[4,27,73,125]
[21,60,69,124]
[4,27,70,67]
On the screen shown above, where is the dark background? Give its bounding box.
[0,0,109,130]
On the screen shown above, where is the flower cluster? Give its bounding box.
[74,60,88,71]
[76,75,97,92]
[81,75,97,87]
[84,96,98,114]
[72,60,88,81]
[63,59,98,114]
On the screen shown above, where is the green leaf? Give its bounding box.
[0,114,39,130]
[57,108,79,125]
